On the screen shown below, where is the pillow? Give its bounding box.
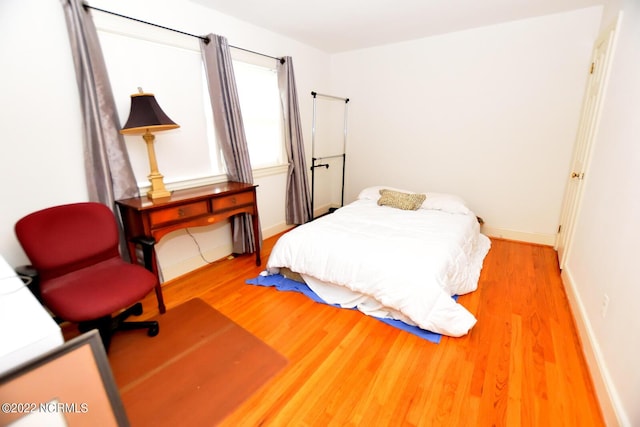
[358,186,408,201]
[421,192,471,215]
[358,186,472,214]
[377,189,426,211]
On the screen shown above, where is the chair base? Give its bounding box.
[79,302,159,351]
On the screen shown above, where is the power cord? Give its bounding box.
[185,228,216,264]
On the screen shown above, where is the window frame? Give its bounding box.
[94,14,288,194]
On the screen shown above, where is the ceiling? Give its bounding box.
[193,0,607,53]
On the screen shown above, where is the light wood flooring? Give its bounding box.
[133,233,604,426]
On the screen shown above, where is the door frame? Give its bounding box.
[555,15,621,268]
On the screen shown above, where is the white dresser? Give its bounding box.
[0,255,63,375]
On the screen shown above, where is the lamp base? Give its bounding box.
[147,172,171,200]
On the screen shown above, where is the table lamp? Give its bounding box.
[120,89,179,200]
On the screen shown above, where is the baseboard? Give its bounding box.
[561,267,627,426]
[313,204,340,219]
[159,242,234,282]
[481,225,556,246]
[159,222,293,282]
[160,223,553,278]
[262,221,293,239]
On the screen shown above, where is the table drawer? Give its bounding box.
[211,192,254,211]
[149,201,209,226]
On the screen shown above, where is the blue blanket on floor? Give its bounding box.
[246,274,445,344]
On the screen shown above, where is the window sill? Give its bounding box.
[253,163,289,178]
[136,164,289,194]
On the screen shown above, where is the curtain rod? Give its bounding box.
[83,3,284,63]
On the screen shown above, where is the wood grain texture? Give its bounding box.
[134,234,604,426]
[109,298,286,426]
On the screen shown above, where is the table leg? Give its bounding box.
[253,214,261,266]
[138,239,166,314]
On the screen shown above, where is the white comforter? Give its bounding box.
[266,193,491,337]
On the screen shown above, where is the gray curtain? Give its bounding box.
[61,0,139,262]
[278,57,312,224]
[61,0,139,205]
[200,34,260,254]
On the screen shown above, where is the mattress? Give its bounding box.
[266,187,491,337]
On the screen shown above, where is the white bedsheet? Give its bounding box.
[266,198,491,337]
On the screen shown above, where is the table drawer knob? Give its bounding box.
[149,201,209,226]
[210,192,253,211]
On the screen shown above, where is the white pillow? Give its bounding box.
[421,192,471,215]
[358,186,408,201]
[357,186,471,215]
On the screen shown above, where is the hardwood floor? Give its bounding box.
[135,234,604,426]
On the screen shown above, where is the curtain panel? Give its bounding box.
[277,57,312,225]
[200,34,261,254]
[61,0,139,260]
[60,0,139,205]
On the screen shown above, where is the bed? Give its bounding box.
[265,186,491,337]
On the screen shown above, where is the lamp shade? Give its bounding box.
[120,92,179,135]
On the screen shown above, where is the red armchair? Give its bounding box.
[15,202,159,350]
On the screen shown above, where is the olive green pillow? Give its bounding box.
[377,189,426,211]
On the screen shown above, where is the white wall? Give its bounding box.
[0,0,331,280]
[0,1,603,267]
[562,1,639,425]
[0,0,89,269]
[330,7,603,245]
[2,0,636,423]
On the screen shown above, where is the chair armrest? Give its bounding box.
[15,265,40,298]
[130,236,156,273]
[131,236,156,248]
[14,265,64,324]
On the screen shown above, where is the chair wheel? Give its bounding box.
[148,323,159,337]
[131,303,143,316]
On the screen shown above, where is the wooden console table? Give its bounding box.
[116,182,261,313]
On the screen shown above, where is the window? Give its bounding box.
[95,16,286,190]
[232,60,285,169]
[202,57,286,175]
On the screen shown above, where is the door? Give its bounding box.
[556,16,620,268]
